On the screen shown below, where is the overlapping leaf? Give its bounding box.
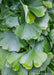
[19,41,48,69]
[6,52,24,71]
[35,13,50,30]
[28,38,50,53]
[29,6,46,17]
[0,31,27,52]
[0,0,54,75]
[29,53,53,75]
[15,23,42,40]
[5,16,19,27]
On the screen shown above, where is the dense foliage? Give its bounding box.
[0,0,54,75]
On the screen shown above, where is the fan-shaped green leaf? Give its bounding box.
[15,23,42,40]
[29,57,51,75]
[29,6,46,17]
[0,31,26,52]
[36,13,49,30]
[28,38,50,53]
[19,42,47,69]
[5,16,19,27]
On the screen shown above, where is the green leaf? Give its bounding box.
[18,66,28,75]
[28,0,46,17]
[0,47,8,66]
[36,13,50,30]
[43,1,52,8]
[6,52,23,71]
[20,1,35,24]
[29,6,46,17]
[0,31,26,52]
[50,29,54,43]
[15,23,42,40]
[0,0,54,74]
[5,16,19,27]
[19,42,47,69]
[1,68,18,75]
[29,57,51,75]
[26,11,35,24]
[28,38,50,53]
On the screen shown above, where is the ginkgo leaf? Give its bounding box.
[0,31,27,52]
[19,49,47,69]
[28,0,46,17]
[1,68,18,75]
[29,6,46,17]
[50,29,54,43]
[6,52,23,71]
[20,1,35,24]
[28,37,50,53]
[18,66,28,75]
[0,0,54,74]
[43,1,52,8]
[29,56,51,75]
[15,23,42,40]
[35,13,50,30]
[19,42,47,69]
[5,16,19,27]
[0,47,9,66]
